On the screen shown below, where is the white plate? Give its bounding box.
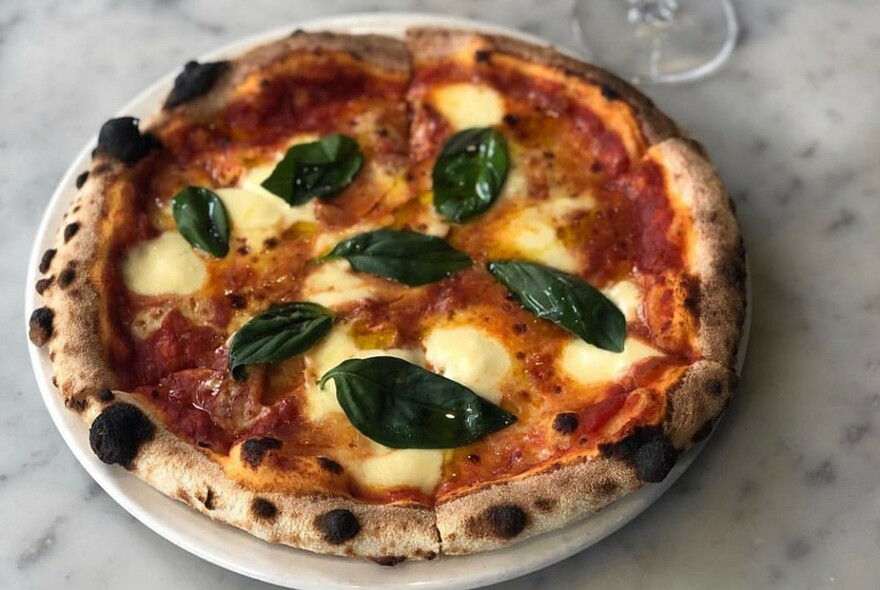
[25,13,750,590]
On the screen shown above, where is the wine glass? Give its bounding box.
[572,0,738,84]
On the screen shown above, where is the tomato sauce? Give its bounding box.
[100,48,695,504]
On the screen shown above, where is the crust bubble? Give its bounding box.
[164,61,229,109]
[316,509,361,544]
[89,403,155,467]
[94,117,159,164]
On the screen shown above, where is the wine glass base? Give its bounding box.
[572,0,738,85]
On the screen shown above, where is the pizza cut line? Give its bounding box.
[28,28,746,561]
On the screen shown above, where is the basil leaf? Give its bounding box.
[487,260,626,352]
[171,186,230,257]
[228,302,335,381]
[432,127,509,223]
[319,356,516,449]
[261,134,364,205]
[320,228,472,286]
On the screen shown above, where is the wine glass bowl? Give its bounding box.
[572,0,738,84]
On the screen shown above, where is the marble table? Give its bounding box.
[3,1,879,588]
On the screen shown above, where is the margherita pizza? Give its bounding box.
[28,28,746,562]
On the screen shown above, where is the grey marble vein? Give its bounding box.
[2,0,880,589]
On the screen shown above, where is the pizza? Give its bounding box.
[28,28,746,562]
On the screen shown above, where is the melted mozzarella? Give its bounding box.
[499,197,594,272]
[122,231,206,295]
[423,326,511,404]
[559,338,662,387]
[215,165,316,246]
[345,448,444,494]
[500,165,528,200]
[304,324,424,421]
[302,260,377,309]
[604,280,642,321]
[431,83,505,130]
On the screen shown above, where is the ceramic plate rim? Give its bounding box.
[24,12,751,590]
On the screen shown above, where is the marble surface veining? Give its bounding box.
[3,0,880,588]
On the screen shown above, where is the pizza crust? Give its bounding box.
[29,28,746,561]
[83,390,439,560]
[32,158,122,406]
[651,138,747,368]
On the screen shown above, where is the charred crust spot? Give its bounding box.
[317,456,343,475]
[251,498,278,520]
[683,277,701,316]
[600,85,622,101]
[480,505,528,539]
[96,389,115,403]
[263,237,278,250]
[553,412,579,434]
[28,307,55,346]
[164,60,230,109]
[92,163,111,176]
[599,424,663,461]
[371,555,406,567]
[316,509,360,544]
[89,403,155,467]
[594,479,620,499]
[502,114,520,126]
[226,293,246,309]
[512,322,527,334]
[201,487,216,510]
[75,171,89,189]
[94,117,160,165]
[39,249,56,274]
[240,437,282,468]
[634,437,677,483]
[474,49,492,63]
[63,222,80,243]
[707,379,723,396]
[65,396,88,413]
[35,277,53,295]
[58,266,76,288]
[533,498,555,513]
[723,258,747,289]
[692,419,714,443]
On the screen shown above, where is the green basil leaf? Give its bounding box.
[228,302,335,381]
[487,260,626,352]
[261,134,364,205]
[171,186,230,257]
[319,356,516,449]
[320,228,472,286]
[432,127,509,223]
